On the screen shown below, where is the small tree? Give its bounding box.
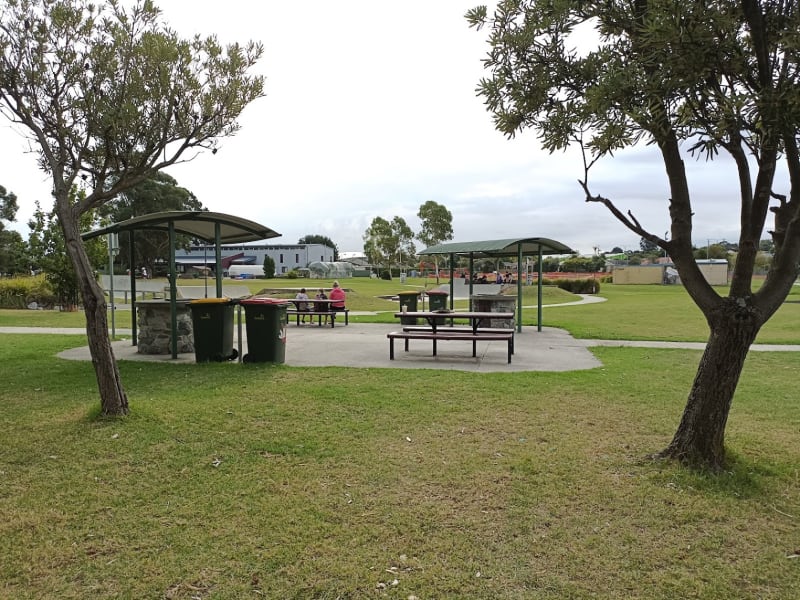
[0,184,29,275]
[263,255,276,279]
[417,200,454,284]
[0,0,263,415]
[28,196,106,309]
[363,216,416,273]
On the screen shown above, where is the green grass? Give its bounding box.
[5,279,800,345]
[1,335,800,598]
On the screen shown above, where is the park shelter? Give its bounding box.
[83,211,280,358]
[419,237,575,332]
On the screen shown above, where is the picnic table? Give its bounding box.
[285,298,349,327]
[387,310,515,362]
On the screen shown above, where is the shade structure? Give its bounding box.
[83,211,280,359]
[418,237,576,332]
[82,210,279,243]
[419,237,574,257]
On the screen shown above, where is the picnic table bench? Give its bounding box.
[388,310,516,363]
[387,330,513,363]
[285,298,349,328]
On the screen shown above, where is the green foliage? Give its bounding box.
[555,278,601,294]
[363,216,416,269]
[0,185,30,275]
[262,254,276,279]
[298,234,339,260]
[27,196,106,308]
[560,254,606,273]
[284,270,299,279]
[0,276,54,308]
[416,200,453,249]
[100,173,204,272]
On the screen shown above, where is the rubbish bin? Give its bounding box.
[190,297,236,362]
[397,291,420,325]
[240,298,288,363]
[426,289,449,324]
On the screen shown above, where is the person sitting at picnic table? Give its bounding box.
[329,281,346,311]
[295,288,312,324]
[315,288,329,325]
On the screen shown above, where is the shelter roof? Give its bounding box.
[82,211,280,244]
[420,237,574,257]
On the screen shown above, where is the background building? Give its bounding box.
[175,243,334,276]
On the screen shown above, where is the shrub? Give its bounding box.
[556,278,601,294]
[0,275,56,308]
[380,270,392,280]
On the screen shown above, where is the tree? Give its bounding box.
[417,200,454,283]
[100,172,204,275]
[468,1,800,469]
[0,185,29,275]
[298,234,339,260]
[263,254,275,279]
[0,0,263,415]
[363,216,416,273]
[28,196,107,308]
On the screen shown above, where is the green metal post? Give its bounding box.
[468,253,474,311]
[537,248,543,332]
[449,252,455,309]
[215,223,223,298]
[129,233,137,346]
[169,221,178,359]
[517,244,523,333]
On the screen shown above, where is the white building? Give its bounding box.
[175,243,334,276]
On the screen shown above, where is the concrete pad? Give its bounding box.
[54,323,604,373]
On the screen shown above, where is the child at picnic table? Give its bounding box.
[295,288,312,324]
[329,281,346,311]
[315,288,329,325]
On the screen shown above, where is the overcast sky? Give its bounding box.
[0,1,785,255]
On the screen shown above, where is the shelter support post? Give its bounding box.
[517,244,523,333]
[169,221,178,359]
[215,223,223,298]
[129,233,138,346]
[468,253,475,311]
[449,253,455,309]
[537,248,543,332]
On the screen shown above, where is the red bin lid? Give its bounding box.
[240,297,289,305]
[190,297,231,304]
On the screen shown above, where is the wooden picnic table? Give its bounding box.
[388,311,516,363]
[393,310,515,333]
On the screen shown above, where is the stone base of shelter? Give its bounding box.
[136,300,194,354]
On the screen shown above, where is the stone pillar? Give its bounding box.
[136,300,195,354]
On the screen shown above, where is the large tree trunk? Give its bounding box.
[60,207,129,416]
[658,298,761,470]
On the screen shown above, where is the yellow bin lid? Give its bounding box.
[190,297,231,304]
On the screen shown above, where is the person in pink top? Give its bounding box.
[329,281,346,311]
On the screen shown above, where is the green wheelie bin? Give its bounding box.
[189,297,236,362]
[397,290,420,325]
[426,289,449,324]
[240,298,288,363]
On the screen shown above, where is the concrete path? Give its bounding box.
[4,322,799,373]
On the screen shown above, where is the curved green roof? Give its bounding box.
[420,237,573,256]
[82,211,280,243]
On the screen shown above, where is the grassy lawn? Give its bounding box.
[1,334,799,598]
[4,278,800,345]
